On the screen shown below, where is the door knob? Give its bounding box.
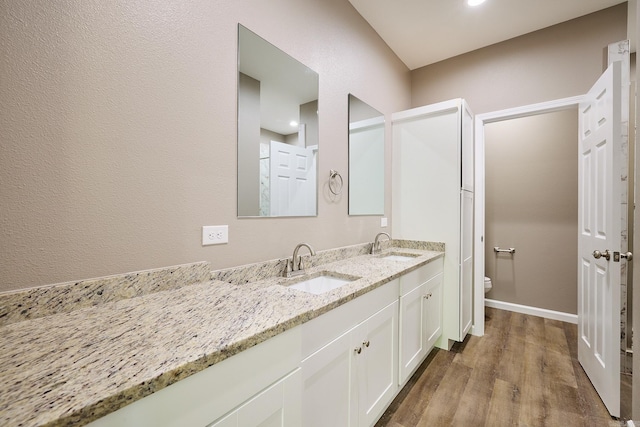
[593,250,610,261]
[621,252,633,261]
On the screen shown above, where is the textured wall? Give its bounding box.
[411,4,628,114]
[0,0,411,291]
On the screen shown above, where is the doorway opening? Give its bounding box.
[474,89,632,419]
[483,108,579,318]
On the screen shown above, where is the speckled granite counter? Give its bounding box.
[0,240,443,427]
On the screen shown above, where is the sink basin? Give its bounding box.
[286,273,359,295]
[378,252,419,262]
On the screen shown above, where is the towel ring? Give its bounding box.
[329,170,343,195]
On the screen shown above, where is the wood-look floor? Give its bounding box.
[376,307,625,427]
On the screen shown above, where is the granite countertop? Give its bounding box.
[0,241,443,427]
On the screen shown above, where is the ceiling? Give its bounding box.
[347,0,632,70]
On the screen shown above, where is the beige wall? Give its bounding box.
[0,0,411,292]
[411,4,628,114]
[484,110,578,314]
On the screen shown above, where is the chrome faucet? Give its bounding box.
[285,243,316,277]
[371,232,391,254]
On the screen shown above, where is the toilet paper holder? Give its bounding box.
[494,247,516,254]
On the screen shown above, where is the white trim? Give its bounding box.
[485,298,578,324]
[627,420,636,427]
[473,95,587,339]
[476,95,586,124]
[391,98,460,122]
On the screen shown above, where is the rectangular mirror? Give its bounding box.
[348,94,385,215]
[237,25,319,217]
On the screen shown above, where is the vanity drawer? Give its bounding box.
[399,259,443,295]
[301,278,399,360]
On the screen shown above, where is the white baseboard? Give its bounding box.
[485,299,578,324]
[628,420,636,427]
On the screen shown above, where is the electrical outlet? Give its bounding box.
[202,225,228,245]
[381,217,388,227]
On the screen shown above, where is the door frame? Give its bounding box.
[472,95,585,337]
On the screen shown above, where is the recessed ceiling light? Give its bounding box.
[467,0,486,6]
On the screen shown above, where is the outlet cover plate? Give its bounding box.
[202,225,229,245]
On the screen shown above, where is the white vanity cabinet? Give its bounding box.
[300,280,399,427]
[392,98,474,348]
[88,327,302,427]
[398,260,443,385]
[86,258,444,427]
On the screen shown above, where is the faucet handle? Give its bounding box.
[283,259,292,277]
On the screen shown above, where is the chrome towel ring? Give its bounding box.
[329,170,343,195]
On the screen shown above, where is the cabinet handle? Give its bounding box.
[354,347,362,354]
[363,340,370,348]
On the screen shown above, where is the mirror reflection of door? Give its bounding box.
[269,141,316,216]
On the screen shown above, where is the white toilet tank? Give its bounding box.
[484,276,492,294]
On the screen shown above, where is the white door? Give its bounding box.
[269,141,316,216]
[577,61,622,418]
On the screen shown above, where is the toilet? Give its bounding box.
[484,276,492,294]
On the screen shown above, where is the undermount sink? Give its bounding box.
[285,272,359,295]
[378,252,420,262]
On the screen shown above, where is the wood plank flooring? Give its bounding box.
[375,307,625,427]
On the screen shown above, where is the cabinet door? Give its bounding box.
[459,190,474,339]
[399,283,427,384]
[354,300,399,427]
[461,100,474,192]
[301,331,353,427]
[236,369,301,427]
[425,273,443,351]
[211,370,301,427]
